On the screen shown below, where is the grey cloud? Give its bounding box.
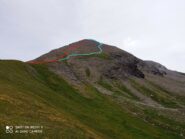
[0,0,185,72]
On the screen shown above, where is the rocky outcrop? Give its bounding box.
[103,52,145,79]
[30,39,170,81]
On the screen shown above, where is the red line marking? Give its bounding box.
[56,52,68,60]
[28,43,82,64]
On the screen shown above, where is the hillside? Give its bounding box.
[0,39,185,139]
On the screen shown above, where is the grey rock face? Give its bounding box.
[30,39,177,81]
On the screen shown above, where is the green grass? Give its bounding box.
[98,79,139,100]
[0,60,184,139]
[116,83,140,100]
[130,79,180,108]
[98,78,113,91]
[143,108,185,135]
[147,80,185,106]
[97,52,110,59]
[76,52,110,60]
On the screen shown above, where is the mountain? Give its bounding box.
[0,39,185,139]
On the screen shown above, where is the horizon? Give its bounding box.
[0,38,184,73]
[0,0,185,72]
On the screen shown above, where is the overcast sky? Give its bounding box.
[0,0,185,72]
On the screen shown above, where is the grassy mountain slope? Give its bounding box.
[0,60,184,139]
